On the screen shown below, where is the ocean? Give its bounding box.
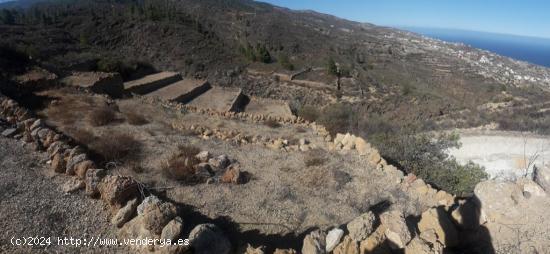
[403,27,550,68]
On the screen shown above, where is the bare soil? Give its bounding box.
[0,137,129,254]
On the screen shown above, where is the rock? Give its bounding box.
[244,244,265,254]
[334,133,345,145]
[29,119,43,131]
[368,150,382,165]
[299,144,310,152]
[1,128,17,137]
[51,153,66,173]
[404,236,443,254]
[299,138,309,146]
[270,139,285,150]
[380,210,412,249]
[85,168,107,197]
[118,216,157,252]
[533,166,550,192]
[208,154,230,170]
[194,163,213,181]
[417,207,458,247]
[62,178,85,193]
[474,180,525,224]
[518,179,547,197]
[302,229,326,254]
[141,199,177,235]
[195,151,211,162]
[189,223,231,254]
[332,236,358,254]
[273,249,297,254]
[99,175,139,212]
[75,160,94,179]
[137,195,162,215]
[325,228,344,252]
[341,133,355,148]
[354,137,371,155]
[221,164,244,184]
[359,224,389,253]
[112,198,139,228]
[161,217,183,241]
[66,153,87,175]
[347,211,376,241]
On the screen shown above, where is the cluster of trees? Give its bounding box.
[239,43,271,63]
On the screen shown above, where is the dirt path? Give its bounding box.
[0,137,130,254]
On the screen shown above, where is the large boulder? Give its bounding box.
[347,211,376,241]
[474,179,550,253]
[189,223,231,254]
[417,207,458,247]
[301,229,326,254]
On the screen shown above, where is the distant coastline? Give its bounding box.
[402,27,550,68]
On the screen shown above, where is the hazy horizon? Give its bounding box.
[259,0,550,40]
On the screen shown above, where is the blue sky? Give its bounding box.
[258,0,550,39]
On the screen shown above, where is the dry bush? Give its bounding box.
[90,132,142,163]
[161,145,202,182]
[304,150,327,167]
[88,107,116,126]
[66,128,96,144]
[300,167,351,189]
[124,111,149,125]
[264,119,281,128]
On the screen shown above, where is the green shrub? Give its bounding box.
[278,54,294,70]
[297,105,320,122]
[370,130,487,197]
[317,103,357,135]
[326,57,338,76]
[256,44,271,63]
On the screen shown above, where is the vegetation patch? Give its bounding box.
[124,111,149,125]
[90,132,142,164]
[264,119,281,128]
[88,107,117,127]
[161,145,202,183]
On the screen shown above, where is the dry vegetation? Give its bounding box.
[90,132,142,164]
[124,111,149,125]
[303,150,327,167]
[264,119,282,128]
[88,107,117,126]
[161,145,202,183]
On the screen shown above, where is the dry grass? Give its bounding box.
[124,111,149,125]
[88,107,117,127]
[304,150,327,167]
[161,145,202,182]
[90,132,142,163]
[264,119,282,128]
[66,128,96,144]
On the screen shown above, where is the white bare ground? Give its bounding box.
[449,130,550,180]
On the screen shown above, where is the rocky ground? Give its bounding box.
[0,136,130,253]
